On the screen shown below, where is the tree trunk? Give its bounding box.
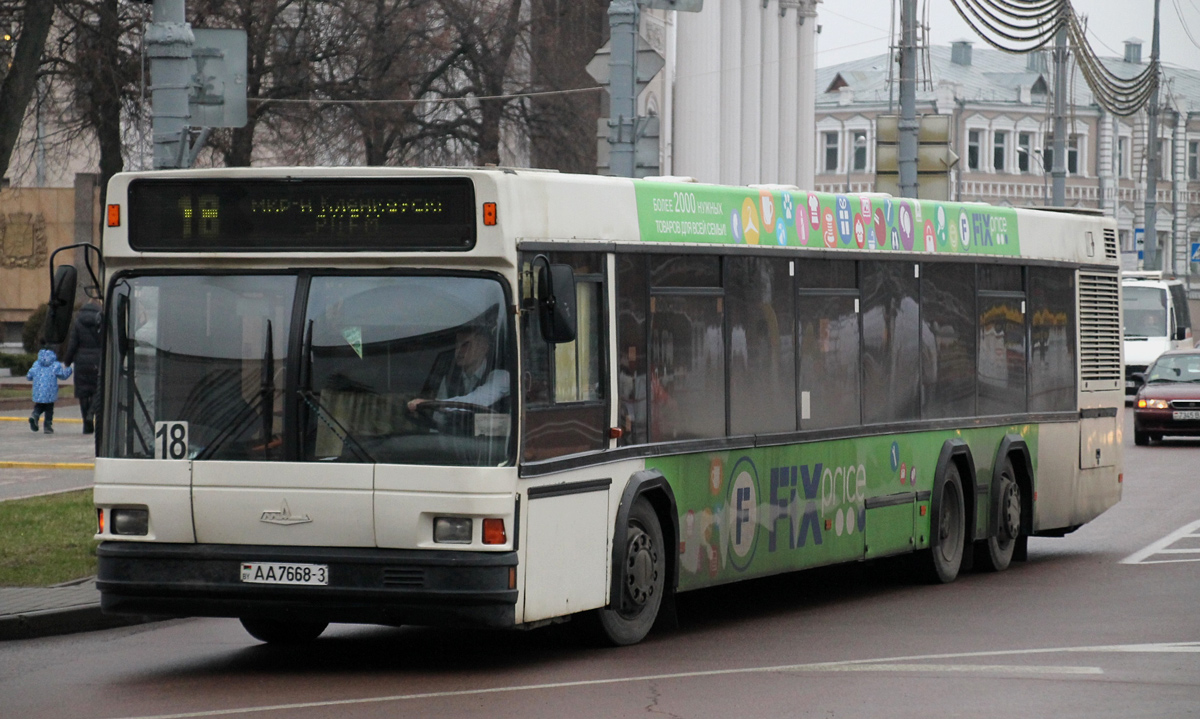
[95,0,123,205]
[0,1,56,181]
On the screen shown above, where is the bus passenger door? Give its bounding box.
[518,251,613,621]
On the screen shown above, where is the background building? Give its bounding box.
[814,40,1200,274]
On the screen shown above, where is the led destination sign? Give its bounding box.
[127,177,476,251]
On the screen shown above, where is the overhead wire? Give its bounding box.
[947,0,1160,117]
[1172,0,1200,50]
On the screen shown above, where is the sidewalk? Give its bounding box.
[0,402,159,641]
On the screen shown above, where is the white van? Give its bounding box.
[1123,272,1194,397]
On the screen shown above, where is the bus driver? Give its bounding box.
[407,325,510,429]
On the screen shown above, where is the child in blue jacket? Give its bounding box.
[27,348,73,434]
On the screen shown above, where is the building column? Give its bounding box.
[796,0,818,189]
[1173,105,1189,274]
[758,3,779,184]
[1133,110,1147,254]
[778,1,800,184]
[1097,107,1113,216]
[720,0,743,184]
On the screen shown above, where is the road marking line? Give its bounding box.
[785,663,1102,675]
[0,416,84,423]
[1121,520,1200,564]
[104,642,1200,719]
[0,461,94,470]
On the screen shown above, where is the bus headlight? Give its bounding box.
[111,508,149,536]
[434,517,473,544]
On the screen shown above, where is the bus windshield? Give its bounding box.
[103,273,514,466]
[1123,285,1168,338]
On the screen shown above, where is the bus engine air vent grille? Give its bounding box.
[382,568,427,588]
[1078,271,1122,388]
[1103,229,1118,261]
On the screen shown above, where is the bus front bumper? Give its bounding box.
[96,542,519,628]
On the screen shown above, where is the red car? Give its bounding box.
[1133,348,1200,445]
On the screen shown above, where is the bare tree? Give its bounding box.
[0,0,55,181]
[309,0,467,166]
[191,0,325,166]
[48,0,148,200]
[526,0,607,173]
[437,0,527,166]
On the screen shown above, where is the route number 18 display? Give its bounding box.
[154,421,189,460]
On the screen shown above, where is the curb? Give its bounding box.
[0,605,158,641]
[0,461,95,470]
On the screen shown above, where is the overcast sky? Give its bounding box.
[815,0,1200,69]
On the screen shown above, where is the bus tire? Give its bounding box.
[976,457,1020,572]
[922,462,966,584]
[592,498,665,646]
[239,617,328,644]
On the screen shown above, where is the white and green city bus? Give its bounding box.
[76,167,1123,646]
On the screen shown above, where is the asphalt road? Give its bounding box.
[2,409,1198,718]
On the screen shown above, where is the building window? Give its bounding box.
[968,129,981,170]
[1068,135,1080,175]
[1118,136,1129,177]
[1017,132,1032,172]
[852,130,868,171]
[1043,141,1054,174]
[994,131,1008,172]
[1189,140,1198,181]
[824,131,839,173]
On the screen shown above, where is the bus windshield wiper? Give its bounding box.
[297,389,374,463]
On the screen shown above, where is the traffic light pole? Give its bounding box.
[1143,0,1162,270]
[1051,25,1067,207]
[145,0,194,169]
[898,0,918,198]
[607,0,639,178]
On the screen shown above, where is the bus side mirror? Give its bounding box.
[42,265,78,345]
[535,259,577,344]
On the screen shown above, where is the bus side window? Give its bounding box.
[521,252,609,461]
[617,255,649,446]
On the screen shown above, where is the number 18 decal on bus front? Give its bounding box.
[154,421,189,460]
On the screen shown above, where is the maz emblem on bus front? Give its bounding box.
[260,500,312,526]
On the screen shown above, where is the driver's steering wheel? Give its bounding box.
[409,399,493,431]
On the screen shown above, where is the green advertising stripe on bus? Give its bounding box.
[634,181,1020,255]
[649,424,1038,592]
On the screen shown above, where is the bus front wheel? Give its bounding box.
[921,464,965,584]
[592,498,665,646]
[239,617,328,644]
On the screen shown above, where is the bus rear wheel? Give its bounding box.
[976,458,1020,572]
[591,498,665,646]
[239,617,328,644]
[921,463,965,584]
